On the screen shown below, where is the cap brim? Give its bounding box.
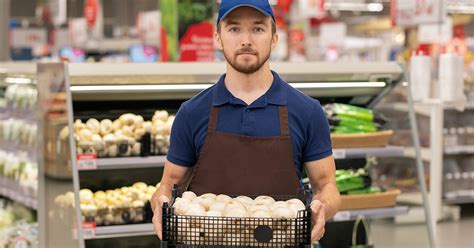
[218,4,272,24]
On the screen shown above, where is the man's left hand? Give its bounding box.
[310,199,326,243]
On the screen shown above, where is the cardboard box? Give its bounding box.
[340,189,400,210]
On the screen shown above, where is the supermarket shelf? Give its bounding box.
[444,196,474,205]
[444,145,474,155]
[331,206,409,222]
[87,223,155,239]
[403,147,431,162]
[0,176,37,210]
[79,156,166,171]
[332,146,405,159]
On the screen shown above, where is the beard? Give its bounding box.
[222,45,271,74]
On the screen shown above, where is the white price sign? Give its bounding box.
[332,149,346,159]
[82,222,97,239]
[333,211,351,221]
[77,154,97,170]
[392,0,445,26]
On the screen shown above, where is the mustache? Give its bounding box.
[236,48,257,55]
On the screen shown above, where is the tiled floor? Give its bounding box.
[371,210,474,248]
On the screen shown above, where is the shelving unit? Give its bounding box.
[0,176,38,210]
[332,206,409,222]
[444,145,474,155]
[36,62,433,247]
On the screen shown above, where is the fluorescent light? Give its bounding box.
[4,77,33,84]
[291,82,386,89]
[70,82,386,92]
[70,84,213,92]
[324,2,384,12]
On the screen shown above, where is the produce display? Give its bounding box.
[335,169,382,195]
[0,199,37,248]
[0,150,38,196]
[324,103,387,134]
[163,191,311,246]
[69,110,174,157]
[2,84,37,112]
[0,118,37,147]
[55,182,159,226]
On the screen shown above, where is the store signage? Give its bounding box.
[77,154,97,170]
[82,222,97,239]
[299,0,325,18]
[418,17,453,44]
[84,0,99,28]
[392,0,445,26]
[320,22,347,46]
[137,11,161,46]
[69,18,88,47]
[179,21,214,61]
[10,29,47,49]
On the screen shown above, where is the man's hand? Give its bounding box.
[310,199,326,243]
[152,195,170,240]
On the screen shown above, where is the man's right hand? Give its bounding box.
[152,195,170,240]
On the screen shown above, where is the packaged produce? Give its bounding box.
[70,110,174,158]
[55,182,158,226]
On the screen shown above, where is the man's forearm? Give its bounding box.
[313,182,341,220]
[151,181,174,211]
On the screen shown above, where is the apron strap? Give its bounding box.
[208,106,219,131]
[279,106,290,136]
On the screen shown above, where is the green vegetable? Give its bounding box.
[326,103,374,122]
[335,170,371,193]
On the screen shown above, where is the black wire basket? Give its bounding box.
[161,187,312,248]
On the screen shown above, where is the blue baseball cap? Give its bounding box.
[217,0,275,26]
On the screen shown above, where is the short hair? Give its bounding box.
[217,19,277,35]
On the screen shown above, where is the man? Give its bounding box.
[152,0,341,243]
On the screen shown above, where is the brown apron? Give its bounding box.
[186,105,301,196]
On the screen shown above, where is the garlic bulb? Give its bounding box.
[112,119,122,131]
[192,196,215,211]
[79,189,94,204]
[254,196,275,206]
[99,119,113,136]
[223,201,246,214]
[182,191,197,201]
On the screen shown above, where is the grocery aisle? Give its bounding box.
[372,209,474,247]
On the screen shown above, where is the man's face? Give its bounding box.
[216,7,278,74]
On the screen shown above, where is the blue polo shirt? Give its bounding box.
[167,71,332,178]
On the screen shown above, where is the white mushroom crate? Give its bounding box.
[161,188,312,248]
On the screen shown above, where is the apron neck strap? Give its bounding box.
[208,106,219,131]
[278,106,290,136]
[209,105,290,136]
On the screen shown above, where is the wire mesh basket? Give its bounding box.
[161,188,312,248]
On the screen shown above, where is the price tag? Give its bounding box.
[333,211,351,221]
[333,149,346,159]
[77,154,97,170]
[82,222,97,239]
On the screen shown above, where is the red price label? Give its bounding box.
[82,222,97,239]
[77,154,97,170]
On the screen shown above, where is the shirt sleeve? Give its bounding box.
[303,101,333,162]
[166,104,197,167]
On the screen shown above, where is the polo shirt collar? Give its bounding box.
[212,71,288,107]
